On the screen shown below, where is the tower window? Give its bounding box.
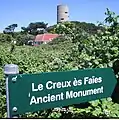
[65,12,68,14]
[61,18,64,20]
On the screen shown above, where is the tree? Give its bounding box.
[3,24,18,33]
[104,8,119,35]
[15,34,35,46]
[3,24,18,37]
[47,21,104,35]
[21,22,48,35]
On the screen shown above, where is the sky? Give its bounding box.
[0,0,119,32]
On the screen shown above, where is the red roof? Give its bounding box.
[35,33,59,42]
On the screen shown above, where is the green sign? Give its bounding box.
[8,68,117,116]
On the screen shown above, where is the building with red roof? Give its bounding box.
[34,33,59,46]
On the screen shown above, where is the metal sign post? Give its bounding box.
[4,64,19,118]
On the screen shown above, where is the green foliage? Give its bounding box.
[3,24,18,34]
[0,33,14,43]
[15,34,35,46]
[71,21,104,34]
[3,24,18,38]
[0,32,35,46]
[21,22,48,35]
[48,21,103,35]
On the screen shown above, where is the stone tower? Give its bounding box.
[57,5,69,23]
